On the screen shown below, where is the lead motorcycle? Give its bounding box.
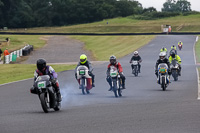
[76,65,93,94]
[131,61,139,76]
[109,66,122,97]
[34,75,61,113]
[170,60,179,81]
[157,63,170,91]
[178,44,182,50]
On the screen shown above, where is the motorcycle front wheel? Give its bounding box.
[40,93,50,113]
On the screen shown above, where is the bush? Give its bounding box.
[135,12,180,20]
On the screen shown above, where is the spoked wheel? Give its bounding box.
[81,86,85,95]
[118,89,122,97]
[86,90,90,94]
[40,93,50,113]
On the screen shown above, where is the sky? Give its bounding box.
[137,0,200,11]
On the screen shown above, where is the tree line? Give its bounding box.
[0,0,194,28]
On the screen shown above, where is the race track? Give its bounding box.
[0,35,199,133]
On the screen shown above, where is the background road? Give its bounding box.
[0,35,199,133]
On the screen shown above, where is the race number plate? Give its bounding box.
[37,81,46,89]
[79,70,85,75]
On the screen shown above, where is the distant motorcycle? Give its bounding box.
[178,44,182,50]
[34,75,61,113]
[109,66,122,97]
[170,60,179,81]
[157,63,170,91]
[131,61,139,76]
[76,65,93,94]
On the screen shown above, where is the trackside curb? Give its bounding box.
[194,36,200,100]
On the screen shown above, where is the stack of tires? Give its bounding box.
[22,44,34,56]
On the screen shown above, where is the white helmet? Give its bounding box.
[134,51,139,55]
[159,52,166,60]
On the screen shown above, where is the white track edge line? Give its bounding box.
[194,36,200,99]
[0,78,33,87]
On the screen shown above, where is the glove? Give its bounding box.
[51,78,57,84]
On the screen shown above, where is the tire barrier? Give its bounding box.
[4,44,33,64]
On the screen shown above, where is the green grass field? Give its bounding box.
[6,14,200,33]
[0,35,47,52]
[71,35,155,61]
[196,36,200,63]
[0,64,76,84]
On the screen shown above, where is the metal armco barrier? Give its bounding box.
[4,45,33,64]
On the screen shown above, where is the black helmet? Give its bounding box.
[109,55,116,65]
[171,51,176,58]
[37,59,46,72]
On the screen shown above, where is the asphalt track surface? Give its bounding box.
[0,35,199,133]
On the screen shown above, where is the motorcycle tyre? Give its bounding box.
[161,77,166,91]
[40,93,50,113]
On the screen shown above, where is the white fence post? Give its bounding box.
[17,50,20,57]
[9,52,13,62]
[5,55,10,64]
[20,49,23,56]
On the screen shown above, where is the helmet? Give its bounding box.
[171,51,176,58]
[37,59,46,72]
[109,55,116,65]
[134,51,139,56]
[159,52,166,60]
[80,54,87,64]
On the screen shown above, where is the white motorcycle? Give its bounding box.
[157,63,170,91]
[76,65,93,94]
[109,66,122,97]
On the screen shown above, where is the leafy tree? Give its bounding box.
[162,0,191,13]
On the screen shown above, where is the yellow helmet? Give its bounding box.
[80,54,87,64]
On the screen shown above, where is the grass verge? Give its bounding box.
[71,35,155,61]
[0,64,76,85]
[0,35,48,52]
[6,14,200,33]
[195,36,200,63]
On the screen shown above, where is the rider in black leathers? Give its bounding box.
[129,51,142,73]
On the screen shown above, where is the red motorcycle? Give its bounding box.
[178,44,182,50]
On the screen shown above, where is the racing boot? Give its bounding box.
[56,90,62,102]
[122,83,126,90]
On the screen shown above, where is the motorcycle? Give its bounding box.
[109,66,122,97]
[178,44,182,50]
[131,61,139,76]
[76,65,93,95]
[157,63,170,91]
[34,75,61,113]
[170,60,179,81]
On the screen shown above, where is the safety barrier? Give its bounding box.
[4,44,33,64]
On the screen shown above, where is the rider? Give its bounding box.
[160,47,168,57]
[169,51,182,76]
[160,47,167,53]
[169,45,177,55]
[75,54,95,87]
[178,41,183,47]
[129,51,142,73]
[30,59,62,102]
[155,52,171,78]
[107,55,126,91]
